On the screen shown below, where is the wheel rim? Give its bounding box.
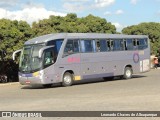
[126,69,131,78]
[64,75,71,84]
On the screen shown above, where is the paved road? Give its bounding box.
[0,69,160,119]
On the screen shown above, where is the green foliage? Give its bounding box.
[122,22,160,55]
[0,19,33,60]
[0,13,117,61]
[32,13,116,36]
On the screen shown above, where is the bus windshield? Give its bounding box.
[19,44,45,73]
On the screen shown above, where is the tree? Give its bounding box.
[32,13,116,36]
[0,19,33,60]
[122,22,160,55]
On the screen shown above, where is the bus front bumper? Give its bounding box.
[19,76,42,85]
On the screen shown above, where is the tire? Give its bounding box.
[123,67,132,79]
[43,84,52,88]
[62,72,73,87]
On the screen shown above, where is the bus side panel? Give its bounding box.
[55,53,81,82]
[80,52,115,79]
[41,65,58,84]
[80,51,143,79]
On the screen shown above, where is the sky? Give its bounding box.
[0,0,160,32]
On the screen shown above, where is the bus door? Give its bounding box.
[41,47,55,84]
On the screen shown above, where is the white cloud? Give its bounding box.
[0,8,66,25]
[62,0,115,12]
[104,9,124,16]
[63,0,89,2]
[94,0,115,8]
[104,11,112,15]
[115,9,124,15]
[131,0,138,5]
[62,0,89,12]
[112,22,126,32]
[0,0,19,9]
[63,2,86,12]
[22,1,44,9]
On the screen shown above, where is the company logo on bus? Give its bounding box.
[133,53,139,63]
[26,81,31,84]
[67,57,80,63]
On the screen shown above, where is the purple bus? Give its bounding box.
[13,33,150,87]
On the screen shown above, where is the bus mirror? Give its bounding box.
[39,46,54,58]
[39,49,43,58]
[12,49,22,60]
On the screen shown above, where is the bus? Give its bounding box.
[13,33,150,87]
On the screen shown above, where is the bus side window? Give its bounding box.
[126,39,133,50]
[47,39,63,53]
[124,40,127,50]
[100,40,108,52]
[43,49,54,68]
[113,40,117,51]
[73,40,80,53]
[138,39,148,50]
[47,39,63,62]
[120,39,124,50]
[92,40,96,52]
[133,39,138,50]
[144,39,148,49]
[64,40,74,54]
[64,39,80,55]
[113,39,123,51]
[96,40,100,52]
[110,40,113,51]
[81,40,93,53]
[107,40,110,51]
[96,39,108,52]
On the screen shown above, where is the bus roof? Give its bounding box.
[24,33,148,45]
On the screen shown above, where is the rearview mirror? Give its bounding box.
[39,46,54,58]
[12,49,22,60]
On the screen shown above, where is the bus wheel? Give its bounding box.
[123,67,132,79]
[62,72,73,87]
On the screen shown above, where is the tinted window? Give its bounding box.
[43,48,54,68]
[133,39,138,50]
[126,39,133,50]
[47,39,63,53]
[113,39,124,51]
[47,39,63,61]
[96,40,100,52]
[64,39,80,55]
[81,40,93,53]
[107,40,111,51]
[100,40,108,52]
[110,40,114,51]
[137,39,148,50]
[73,40,80,53]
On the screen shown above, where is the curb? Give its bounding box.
[0,82,19,86]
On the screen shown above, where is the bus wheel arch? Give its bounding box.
[123,65,133,79]
[62,70,74,87]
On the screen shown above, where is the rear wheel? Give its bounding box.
[62,72,73,87]
[123,67,132,79]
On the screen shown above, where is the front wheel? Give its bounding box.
[62,72,73,87]
[123,67,132,79]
